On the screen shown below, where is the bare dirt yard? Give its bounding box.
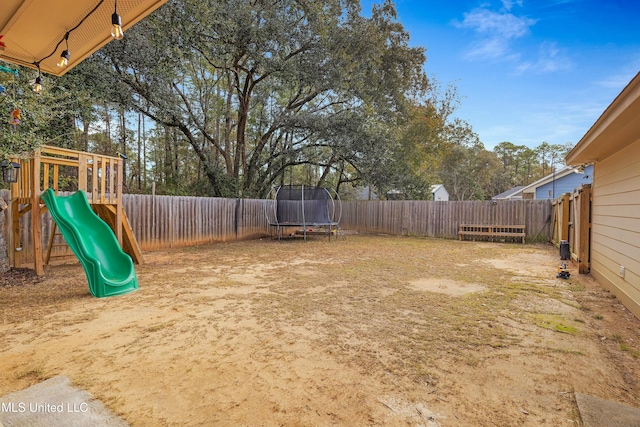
[2,235,640,426]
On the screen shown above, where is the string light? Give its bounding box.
[111,0,124,40]
[1,0,125,91]
[33,64,43,93]
[57,33,70,68]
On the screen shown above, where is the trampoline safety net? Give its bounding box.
[265,185,344,241]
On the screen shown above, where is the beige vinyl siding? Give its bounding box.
[590,137,640,317]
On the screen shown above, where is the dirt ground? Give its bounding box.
[1,235,640,426]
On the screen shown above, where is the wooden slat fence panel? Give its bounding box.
[341,199,552,241]
[121,195,271,251]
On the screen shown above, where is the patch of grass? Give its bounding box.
[619,344,640,358]
[610,333,624,343]
[594,314,603,320]
[531,314,579,334]
[568,283,585,292]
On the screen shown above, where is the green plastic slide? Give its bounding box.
[40,188,138,298]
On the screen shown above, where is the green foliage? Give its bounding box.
[0,71,51,159]
[0,1,581,201]
[76,0,429,198]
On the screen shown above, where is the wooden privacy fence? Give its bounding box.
[123,195,269,251]
[340,199,552,241]
[0,190,271,263]
[551,184,592,273]
[1,192,554,265]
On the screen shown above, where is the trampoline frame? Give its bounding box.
[264,184,345,241]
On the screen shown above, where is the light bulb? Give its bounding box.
[57,50,70,67]
[111,12,124,40]
[34,76,42,94]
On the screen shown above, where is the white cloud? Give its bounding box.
[457,8,536,39]
[455,5,573,75]
[454,7,536,63]
[515,42,572,74]
[465,38,511,60]
[501,0,524,12]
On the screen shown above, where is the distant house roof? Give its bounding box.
[521,166,574,194]
[493,186,525,200]
[522,166,575,192]
[520,165,593,200]
[431,184,449,201]
[430,184,449,201]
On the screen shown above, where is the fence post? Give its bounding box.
[561,193,570,241]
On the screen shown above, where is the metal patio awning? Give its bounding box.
[0,0,167,77]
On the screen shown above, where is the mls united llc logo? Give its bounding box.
[1,402,89,413]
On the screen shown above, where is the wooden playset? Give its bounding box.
[5,145,143,276]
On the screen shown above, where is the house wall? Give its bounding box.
[535,165,594,200]
[433,187,449,201]
[590,139,640,318]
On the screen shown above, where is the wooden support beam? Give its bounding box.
[9,199,20,267]
[31,151,44,276]
[108,158,116,204]
[53,164,59,193]
[91,154,99,204]
[116,159,123,246]
[95,204,144,265]
[100,158,107,204]
[78,153,88,193]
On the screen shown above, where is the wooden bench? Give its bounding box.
[459,224,526,244]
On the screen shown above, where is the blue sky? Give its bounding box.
[360,0,640,150]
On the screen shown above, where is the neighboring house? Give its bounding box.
[566,71,640,319]
[431,184,449,201]
[519,165,593,200]
[493,186,525,200]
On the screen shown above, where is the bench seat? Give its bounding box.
[459,224,526,244]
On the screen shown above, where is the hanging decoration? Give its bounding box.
[10,108,21,126]
[0,65,18,76]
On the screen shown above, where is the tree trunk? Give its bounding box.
[137,112,142,190]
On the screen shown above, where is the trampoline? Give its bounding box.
[265,185,345,241]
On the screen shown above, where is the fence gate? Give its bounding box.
[552,184,591,273]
